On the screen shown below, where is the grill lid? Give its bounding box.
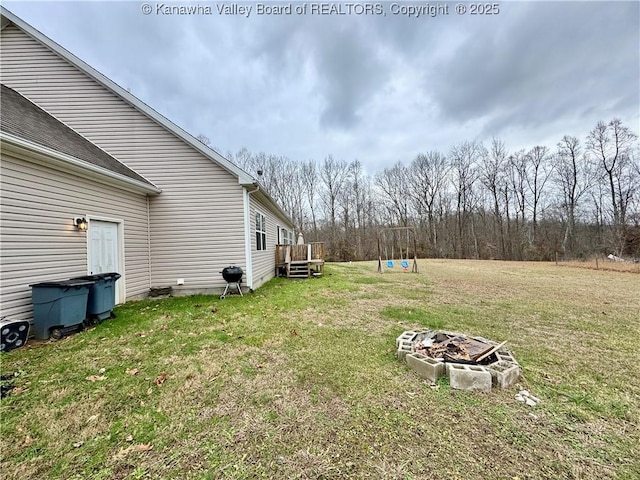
[221,266,243,282]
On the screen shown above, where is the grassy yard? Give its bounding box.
[1,260,639,479]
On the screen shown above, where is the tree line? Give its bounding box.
[220,119,639,262]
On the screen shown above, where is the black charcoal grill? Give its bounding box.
[220,266,243,299]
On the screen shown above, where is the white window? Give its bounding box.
[256,212,266,251]
[279,227,293,245]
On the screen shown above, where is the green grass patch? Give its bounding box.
[351,276,391,285]
[380,305,446,329]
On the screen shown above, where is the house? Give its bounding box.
[1,84,161,319]
[0,7,295,325]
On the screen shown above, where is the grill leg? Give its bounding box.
[220,282,243,299]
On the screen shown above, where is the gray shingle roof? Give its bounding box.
[1,83,156,188]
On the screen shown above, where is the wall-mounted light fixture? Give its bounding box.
[73,217,88,231]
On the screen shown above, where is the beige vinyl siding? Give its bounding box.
[0,153,150,322]
[0,25,246,292]
[144,156,246,290]
[250,195,294,289]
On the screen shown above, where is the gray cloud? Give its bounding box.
[430,1,639,137]
[314,25,388,128]
[244,16,393,129]
[3,0,638,172]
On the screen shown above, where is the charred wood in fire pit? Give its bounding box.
[475,340,508,363]
[412,333,504,365]
[443,353,476,364]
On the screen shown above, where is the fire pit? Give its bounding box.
[396,330,521,392]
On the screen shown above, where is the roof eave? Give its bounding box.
[1,131,162,196]
[242,180,295,227]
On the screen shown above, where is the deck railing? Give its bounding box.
[275,242,325,278]
[275,242,325,264]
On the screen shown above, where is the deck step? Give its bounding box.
[281,257,325,279]
[288,262,310,278]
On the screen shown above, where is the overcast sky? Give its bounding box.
[4,1,639,174]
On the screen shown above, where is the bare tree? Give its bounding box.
[449,141,483,258]
[587,119,638,226]
[554,136,592,255]
[587,119,638,254]
[479,138,508,258]
[505,150,530,259]
[320,155,349,255]
[409,151,449,256]
[229,147,253,171]
[375,162,411,226]
[508,150,528,227]
[625,149,640,249]
[589,181,607,250]
[525,145,553,244]
[196,134,211,146]
[236,152,304,232]
[210,117,637,262]
[346,160,372,259]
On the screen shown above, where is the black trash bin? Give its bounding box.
[30,279,94,340]
[70,272,121,322]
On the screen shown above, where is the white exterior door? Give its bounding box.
[89,220,121,302]
[90,220,118,274]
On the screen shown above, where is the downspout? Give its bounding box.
[147,195,152,291]
[243,183,260,291]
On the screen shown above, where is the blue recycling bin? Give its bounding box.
[30,279,94,340]
[70,272,121,321]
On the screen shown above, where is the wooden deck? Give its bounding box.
[275,243,325,278]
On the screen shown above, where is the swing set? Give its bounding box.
[377,226,419,273]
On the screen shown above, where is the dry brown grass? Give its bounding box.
[557,257,640,273]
